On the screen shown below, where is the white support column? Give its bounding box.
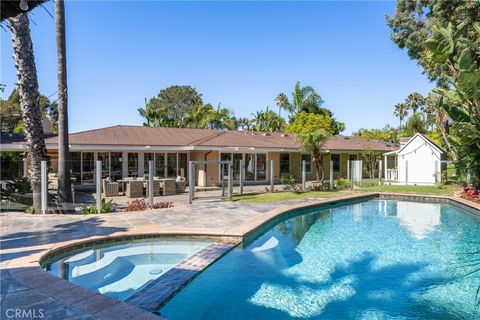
[23,157,28,177]
[221,164,225,197]
[96,160,102,213]
[189,161,194,204]
[405,160,409,186]
[384,156,387,181]
[41,160,48,214]
[239,160,244,194]
[329,160,333,191]
[378,160,382,186]
[138,152,145,178]
[270,159,274,192]
[148,160,154,208]
[347,160,350,181]
[302,160,306,190]
[228,162,233,201]
[435,160,439,183]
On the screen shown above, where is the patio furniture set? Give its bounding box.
[102,177,186,198]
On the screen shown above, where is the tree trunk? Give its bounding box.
[55,0,73,209]
[318,155,325,184]
[8,13,49,213]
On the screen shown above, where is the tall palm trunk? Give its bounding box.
[8,13,49,213]
[55,0,73,208]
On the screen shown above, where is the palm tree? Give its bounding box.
[184,104,217,129]
[276,81,324,117]
[394,102,409,129]
[296,129,331,183]
[55,0,73,209]
[406,92,425,114]
[274,92,290,118]
[237,117,251,131]
[7,13,49,213]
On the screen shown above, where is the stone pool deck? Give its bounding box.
[1,192,479,319]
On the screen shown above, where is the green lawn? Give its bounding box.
[234,183,462,203]
[356,183,461,196]
[233,190,350,203]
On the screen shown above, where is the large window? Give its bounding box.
[155,153,165,178]
[220,153,232,177]
[167,153,177,177]
[144,153,154,177]
[110,153,123,181]
[97,152,110,179]
[70,152,81,183]
[301,154,312,173]
[233,153,243,181]
[332,154,340,173]
[256,154,267,180]
[128,153,138,177]
[280,153,290,175]
[245,153,255,181]
[82,152,94,183]
[178,153,187,178]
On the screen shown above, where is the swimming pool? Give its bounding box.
[160,199,480,319]
[45,238,214,301]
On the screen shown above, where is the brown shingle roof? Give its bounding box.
[18,125,398,152]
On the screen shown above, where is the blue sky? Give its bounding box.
[1,1,433,134]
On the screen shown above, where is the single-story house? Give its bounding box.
[1,125,399,186]
[383,133,446,186]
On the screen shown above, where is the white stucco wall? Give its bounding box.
[396,135,442,185]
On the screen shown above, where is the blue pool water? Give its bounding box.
[46,238,213,301]
[161,200,480,319]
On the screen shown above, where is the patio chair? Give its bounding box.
[102,179,119,197]
[161,179,176,196]
[126,180,144,198]
[175,181,186,194]
[146,180,161,197]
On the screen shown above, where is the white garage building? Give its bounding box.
[384,133,447,186]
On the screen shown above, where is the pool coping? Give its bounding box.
[2,192,479,319]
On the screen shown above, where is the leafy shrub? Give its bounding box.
[127,199,147,211]
[153,201,174,209]
[308,182,331,192]
[81,205,97,215]
[336,177,350,190]
[280,175,302,192]
[0,177,33,206]
[0,177,57,208]
[81,199,114,214]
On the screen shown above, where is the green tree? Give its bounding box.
[285,111,332,135]
[276,82,345,134]
[403,112,427,136]
[352,125,399,143]
[296,129,331,183]
[237,117,252,131]
[424,22,480,179]
[211,104,237,130]
[184,104,218,129]
[250,107,286,132]
[386,0,480,85]
[1,89,57,134]
[405,92,425,114]
[138,85,203,127]
[393,102,409,129]
[274,92,289,118]
[361,146,382,185]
